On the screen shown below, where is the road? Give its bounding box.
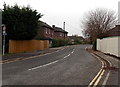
[2,45,118,86]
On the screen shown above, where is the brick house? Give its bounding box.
[68,35,84,44]
[35,21,54,40]
[97,25,120,57]
[52,25,68,40]
[34,21,54,47]
[106,25,120,37]
[35,21,68,47]
[36,22,68,40]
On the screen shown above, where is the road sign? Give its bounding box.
[3,33,7,35]
[3,31,5,34]
[3,26,6,31]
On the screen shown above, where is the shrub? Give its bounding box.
[52,39,68,47]
[92,40,97,51]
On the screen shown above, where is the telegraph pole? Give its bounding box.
[63,22,65,39]
[118,1,120,24]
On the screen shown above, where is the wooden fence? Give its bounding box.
[9,40,49,53]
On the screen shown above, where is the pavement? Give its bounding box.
[2,46,66,61]
[1,45,119,86]
[93,51,119,86]
[87,47,119,86]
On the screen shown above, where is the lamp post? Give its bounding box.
[63,22,65,39]
[1,24,7,55]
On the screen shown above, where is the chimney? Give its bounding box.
[52,25,55,28]
[116,25,120,29]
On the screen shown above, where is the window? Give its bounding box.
[52,32,53,35]
[49,29,50,34]
[64,34,66,37]
[46,28,48,34]
[60,33,62,37]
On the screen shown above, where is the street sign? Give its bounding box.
[3,31,7,35]
[3,33,7,35]
[3,26,6,31]
[3,31,5,34]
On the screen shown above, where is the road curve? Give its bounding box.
[2,45,101,85]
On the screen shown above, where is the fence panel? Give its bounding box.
[9,40,49,53]
[97,37,119,57]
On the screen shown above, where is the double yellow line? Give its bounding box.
[88,53,106,87]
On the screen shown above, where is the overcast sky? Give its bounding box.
[0,0,119,36]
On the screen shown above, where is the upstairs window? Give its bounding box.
[49,29,50,34]
[46,28,48,34]
[52,32,54,35]
[60,33,62,37]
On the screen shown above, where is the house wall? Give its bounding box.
[97,37,120,57]
[39,27,45,37]
[54,32,67,39]
[39,26,68,40]
[40,27,54,39]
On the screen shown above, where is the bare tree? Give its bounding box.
[82,8,117,43]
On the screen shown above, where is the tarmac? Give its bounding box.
[2,46,66,61]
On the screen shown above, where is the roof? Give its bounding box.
[69,36,84,40]
[53,26,68,33]
[107,25,120,37]
[39,21,54,30]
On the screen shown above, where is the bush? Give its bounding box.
[2,4,42,40]
[92,40,97,51]
[52,39,68,47]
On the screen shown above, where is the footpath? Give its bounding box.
[87,47,119,69]
[86,47,119,85]
[2,46,67,62]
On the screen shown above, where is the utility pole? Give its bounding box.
[2,24,7,55]
[63,22,65,39]
[118,1,120,24]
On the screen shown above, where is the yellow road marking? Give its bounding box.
[88,69,103,87]
[86,47,112,87]
[88,53,105,87]
[1,48,65,64]
[93,70,105,87]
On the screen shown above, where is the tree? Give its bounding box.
[82,8,117,43]
[2,3,43,40]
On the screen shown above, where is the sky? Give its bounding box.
[0,0,119,36]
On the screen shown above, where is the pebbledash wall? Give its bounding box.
[97,36,120,57]
[9,40,49,53]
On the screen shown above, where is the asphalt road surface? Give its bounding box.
[2,45,114,86]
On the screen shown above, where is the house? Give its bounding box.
[97,25,120,57]
[106,25,120,37]
[36,21,54,40]
[52,25,68,40]
[34,21,54,47]
[36,22,68,40]
[68,35,85,44]
[35,21,69,47]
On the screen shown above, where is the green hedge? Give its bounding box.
[92,40,97,51]
[52,39,68,47]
